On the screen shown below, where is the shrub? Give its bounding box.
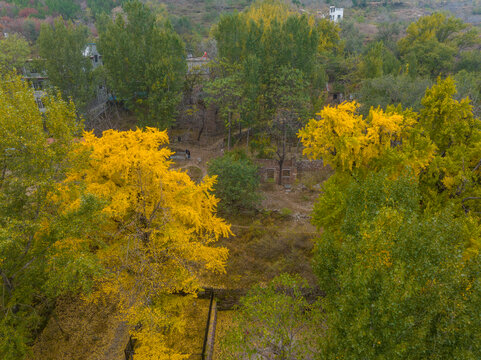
[218,274,322,359]
[207,151,260,214]
[279,207,292,218]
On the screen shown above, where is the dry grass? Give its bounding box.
[30,296,127,360]
[201,212,319,290]
[31,295,211,359]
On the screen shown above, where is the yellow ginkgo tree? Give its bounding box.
[299,76,481,230]
[299,80,481,360]
[59,128,231,359]
[298,101,436,177]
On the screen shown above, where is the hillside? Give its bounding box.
[2,0,481,44]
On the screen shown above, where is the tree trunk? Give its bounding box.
[197,109,205,142]
[246,128,250,151]
[228,113,232,151]
[278,120,287,185]
[0,269,13,297]
[278,155,284,185]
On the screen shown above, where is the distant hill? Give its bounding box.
[1,0,480,44]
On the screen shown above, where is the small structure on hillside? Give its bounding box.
[258,159,298,185]
[83,43,111,120]
[329,6,344,22]
[23,44,105,113]
[326,82,344,104]
[83,43,103,69]
[187,52,210,76]
[257,158,330,185]
[22,59,48,113]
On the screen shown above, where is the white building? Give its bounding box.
[329,6,343,22]
[186,52,210,76]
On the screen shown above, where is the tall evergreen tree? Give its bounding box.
[38,18,95,112]
[98,0,186,128]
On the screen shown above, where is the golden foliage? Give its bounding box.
[298,101,436,176]
[243,0,293,27]
[60,128,231,358]
[242,0,341,53]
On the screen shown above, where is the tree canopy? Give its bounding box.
[207,151,260,213]
[314,174,481,359]
[0,70,231,358]
[0,34,30,72]
[300,77,481,215]
[38,18,96,112]
[98,0,186,128]
[219,274,322,359]
[398,13,479,78]
[208,0,340,142]
[60,128,231,358]
[297,75,481,358]
[0,71,88,360]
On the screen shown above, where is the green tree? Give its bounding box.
[38,18,96,112]
[265,66,311,184]
[313,174,481,359]
[398,13,479,77]
[0,34,30,72]
[22,19,40,42]
[204,61,245,150]
[358,41,400,79]
[87,0,124,18]
[207,151,260,213]
[375,22,402,50]
[419,77,481,212]
[456,50,481,73]
[212,0,337,134]
[340,19,365,55]
[0,71,102,360]
[218,274,322,359]
[351,0,367,7]
[45,0,80,19]
[455,70,481,116]
[98,0,186,128]
[358,74,432,115]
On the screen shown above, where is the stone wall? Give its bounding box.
[256,158,331,184]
